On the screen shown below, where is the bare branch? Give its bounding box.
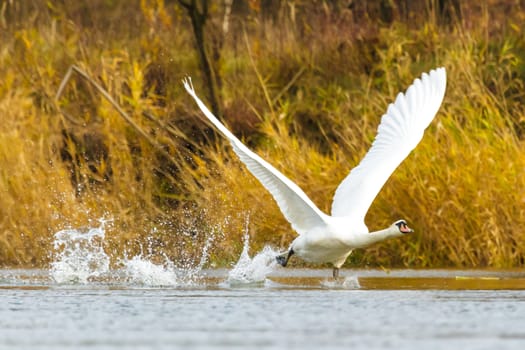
[55,65,179,167]
[177,0,192,11]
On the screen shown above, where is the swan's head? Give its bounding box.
[393,219,414,234]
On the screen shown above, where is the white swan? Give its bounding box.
[183,67,447,278]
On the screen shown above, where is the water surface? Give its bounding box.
[3,225,524,349]
[2,268,525,350]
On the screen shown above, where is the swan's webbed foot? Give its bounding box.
[333,267,340,279]
[276,249,294,267]
[275,255,287,266]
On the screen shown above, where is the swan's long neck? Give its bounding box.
[362,225,401,247]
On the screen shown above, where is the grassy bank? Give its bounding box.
[0,1,524,268]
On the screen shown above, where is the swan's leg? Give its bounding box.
[333,267,340,279]
[276,249,294,267]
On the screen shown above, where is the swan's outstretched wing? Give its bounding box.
[331,67,447,220]
[183,78,328,234]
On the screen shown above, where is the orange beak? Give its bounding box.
[400,223,414,234]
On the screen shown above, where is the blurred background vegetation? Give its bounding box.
[0,0,524,269]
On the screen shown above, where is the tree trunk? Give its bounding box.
[179,0,222,118]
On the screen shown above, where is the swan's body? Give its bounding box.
[183,68,447,278]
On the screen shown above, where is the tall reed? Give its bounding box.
[0,1,524,268]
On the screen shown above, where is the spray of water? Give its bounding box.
[226,219,279,286]
[50,218,217,287]
[119,256,178,286]
[49,212,282,287]
[320,275,361,289]
[50,219,111,284]
[119,231,215,287]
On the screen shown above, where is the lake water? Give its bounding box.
[2,225,525,349]
[2,268,525,350]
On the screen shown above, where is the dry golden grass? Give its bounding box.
[1,1,524,268]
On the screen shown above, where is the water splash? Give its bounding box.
[50,218,217,287]
[119,232,215,287]
[50,219,110,284]
[320,275,361,289]
[226,230,279,286]
[120,256,178,286]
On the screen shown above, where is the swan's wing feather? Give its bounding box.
[183,78,328,234]
[331,67,447,219]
